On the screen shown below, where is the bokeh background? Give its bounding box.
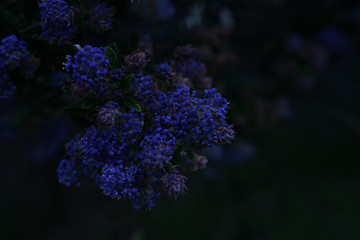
[1,0,360,239]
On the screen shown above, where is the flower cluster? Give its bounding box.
[161,169,188,199]
[58,44,234,209]
[87,3,114,33]
[173,45,212,89]
[0,35,33,100]
[57,135,82,187]
[151,87,235,148]
[124,51,150,73]
[64,45,109,98]
[39,0,76,44]
[154,62,173,80]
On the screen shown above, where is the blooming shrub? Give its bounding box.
[58,44,235,209]
[1,0,234,210]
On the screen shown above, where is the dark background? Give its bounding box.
[1,0,360,239]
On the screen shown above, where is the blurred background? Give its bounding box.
[1,0,360,239]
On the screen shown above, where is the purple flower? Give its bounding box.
[124,51,150,73]
[57,135,83,187]
[96,163,140,200]
[39,0,76,44]
[0,35,33,99]
[65,45,110,98]
[88,3,114,33]
[58,44,234,209]
[161,169,188,199]
[0,75,15,100]
[136,128,176,174]
[154,62,173,80]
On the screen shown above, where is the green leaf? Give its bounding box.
[61,105,93,127]
[122,73,133,89]
[124,96,142,112]
[109,42,121,57]
[105,46,120,69]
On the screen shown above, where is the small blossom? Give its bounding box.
[161,169,188,199]
[154,62,173,80]
[96,163,140,200]
[186,153,208,171]
[136,128,176,174]
[57,135,83,187]
[88,3,114,33]
[97,101,121,128]
[124,51,150,73]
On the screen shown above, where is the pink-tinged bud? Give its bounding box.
[97,101,120,128]
[187,153,208,171]
[124,51,150,73]
[218,124,236,144]
[161,169,188,199]
[70,82,86,98]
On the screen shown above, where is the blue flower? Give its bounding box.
[132,186,161,210]
[0,35,30,71]
[154,62,173,80]
[96,163,140,200]
[80,107,144,167]
[136,128,176,174]
[65,45,110,98]
[57,135,83,187]
[0,35,33,99]
[58,44,234,209]
[39,0,76,44]
[129,73,154,104]
[58,159,81,187]
[88,3,114,33]
[177,59,206,77]
[0,75,15,100]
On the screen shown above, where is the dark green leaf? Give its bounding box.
[124,96,142,112]
[105,46,120,69]
[122,73,133,89]
[109,42,121,57]
[61,105,93,127]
